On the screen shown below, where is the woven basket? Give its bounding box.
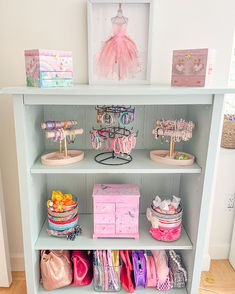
[221,115,235,149]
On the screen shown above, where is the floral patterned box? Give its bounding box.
[171,48,216,87]
[24,49,73,87]
[92,184,140,240]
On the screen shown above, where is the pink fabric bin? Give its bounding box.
[92,184,140,240]
[171,48,216,87]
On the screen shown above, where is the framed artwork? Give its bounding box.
[87,0,153,84]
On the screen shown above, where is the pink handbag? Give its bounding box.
[146,255,157,287]
[40,250,73,290]
[71,250,92,286]
[120,250,135,293]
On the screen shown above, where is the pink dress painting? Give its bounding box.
[96,4,139,80]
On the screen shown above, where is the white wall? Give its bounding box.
[1,0,235,270]
[209,148,235,259]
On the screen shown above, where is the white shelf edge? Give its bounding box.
[30,150,202,174]
[3,84,235,95]
[35,214,193,250]
[38,284,187,294]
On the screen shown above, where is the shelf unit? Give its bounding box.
[6,85,235,294]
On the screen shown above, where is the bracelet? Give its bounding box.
[63,120,68,130]
[55,121,61,129]
[121,112,132,125]
[154,127,159,139]
[103,137,110,152]
[121,136,131,154]
[111,137,121,154]
[102,113,114,127]
[46,121,55,130]
[70,129,76,143]
[91,131,102,150]
[52,130,59,142]
[128,133,136,149]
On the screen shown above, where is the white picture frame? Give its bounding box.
[87,0,153,84]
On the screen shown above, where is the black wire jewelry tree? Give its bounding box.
[90,105,138,166]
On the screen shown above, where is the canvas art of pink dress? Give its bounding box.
[96,4,139,80]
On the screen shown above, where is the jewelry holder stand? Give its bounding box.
[150,119,195,166]
[40,120,84,166]
[90,106,138,166]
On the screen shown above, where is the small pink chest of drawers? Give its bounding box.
[92,184,140,240]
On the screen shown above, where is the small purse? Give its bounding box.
[146,255,157,287]
[120,250,135,293]
[132,251,147,287]
[40,250,72,290]
[168,250,187,288]
[71,250,92,286]
[152,250,172,291]
[156,272,172,291]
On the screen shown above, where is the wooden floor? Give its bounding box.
[0,260,234,293]
[0,272,26,294]
[199,260,235,294]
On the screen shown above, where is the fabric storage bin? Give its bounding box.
[24,49,73,87]
[146,204,183,242]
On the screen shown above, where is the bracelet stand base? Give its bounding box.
[94,151,132,166]
[150,150,195,166]
[41,150,84,166]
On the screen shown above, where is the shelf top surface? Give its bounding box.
[38,284,187,293]
[31,150,201,174]
[2,84,235,95]
[35,214,192,250]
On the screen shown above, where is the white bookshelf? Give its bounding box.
[8,85,235,294]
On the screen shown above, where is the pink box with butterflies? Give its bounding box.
[171,48,216,87]
[92,184,140,240]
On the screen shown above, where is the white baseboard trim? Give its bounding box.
[209,244,230,259]
[10,253,24,271]
[202,253,211,271]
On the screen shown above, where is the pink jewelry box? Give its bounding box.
[92,184,140,240]
[171,48,216,87]
[24,49,73,88]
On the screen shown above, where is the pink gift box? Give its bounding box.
[24,49,73,87]
[92,184,140,240]
[171,48,216,87]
